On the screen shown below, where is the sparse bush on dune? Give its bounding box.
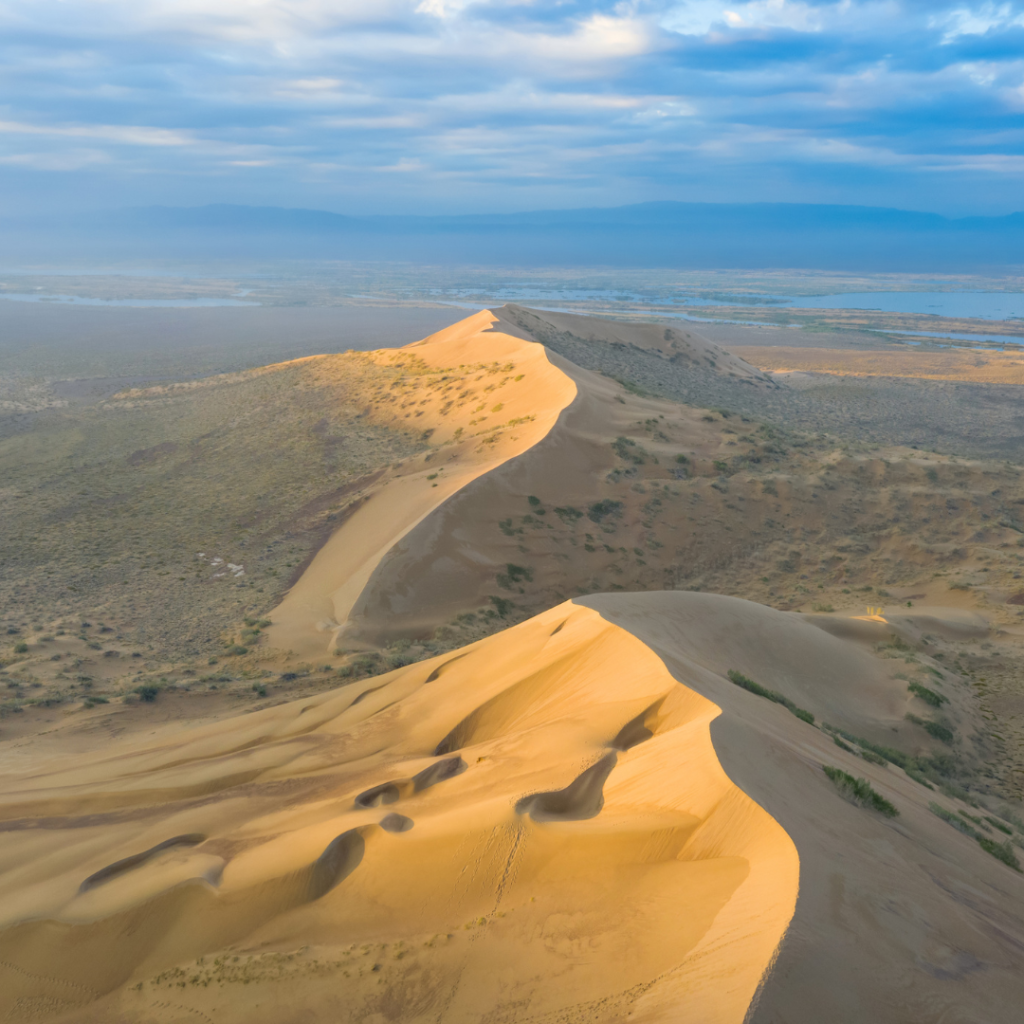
[908,681,947,707]
[587,499,624,525]
[906,713,955,744]
[552,506,583,524]
[823,765,899,817]
[496,563,533,589]
[930,802,1022,871]
[727,670,815,724]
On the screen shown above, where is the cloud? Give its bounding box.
[0,0,1023,215]
[663,0,828,36]
[930,4,1024,42]
[0,120,195,147]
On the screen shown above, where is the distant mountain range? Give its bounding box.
[6,202,1024,270]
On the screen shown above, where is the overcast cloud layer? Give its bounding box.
[1,0,1023,215]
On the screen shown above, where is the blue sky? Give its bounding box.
[2,1,1024,216]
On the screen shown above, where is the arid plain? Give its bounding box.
[3,303,1024,1023]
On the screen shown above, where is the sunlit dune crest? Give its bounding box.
[0,601,796,1023]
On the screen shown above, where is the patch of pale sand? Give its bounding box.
[585,592,1024,1024]
[730,345,1024,385]
[0,600,797,1024]
[265,309,577,660]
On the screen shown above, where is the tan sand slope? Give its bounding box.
[0,599,797,1024]
[265,309,577,659]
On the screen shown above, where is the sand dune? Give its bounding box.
[3,595,1021,1022]
[590,593,1024,1023]
[6,305,1024,1023]
[0,599,797,1024]
[268,305,775,654]
[266,309,577,659]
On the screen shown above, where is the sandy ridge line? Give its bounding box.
[266,309,579,659]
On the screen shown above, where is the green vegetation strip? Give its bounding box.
[930,803,1021,872]
[727,670,814,724]
[823,765,899,817]
[908,681,947,707]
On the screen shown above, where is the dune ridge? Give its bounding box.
[266,309,577,658]
[0,600,798,1024]
[5,592,1021,1021]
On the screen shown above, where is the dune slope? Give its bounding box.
[0,600,796,1024]
[3,593,1021,1023]
[588,592,1024,1023]
[265,309,577,658]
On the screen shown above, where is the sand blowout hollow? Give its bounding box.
[0,599,797,1024]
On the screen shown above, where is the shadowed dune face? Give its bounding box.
[0,601,797,1024]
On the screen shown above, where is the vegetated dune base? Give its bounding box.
[0,600,797,1024]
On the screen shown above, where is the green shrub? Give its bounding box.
[553,506,583,524]
[587,500,624,525]
[727,670,814,725]
[930,803,1022,871]
[226,645,248,656]
[823,724,911,770]
[906,713,954,744]
[909,682,947,707]
[13,642,27,654]
[496,563,533,589]
[134,685,159,702]
[978,837,1022,871]
[612,437,646,464]
[824,765,898,817]
[490,596,514,618]
[905,767,935,789]
[858,747,888,766]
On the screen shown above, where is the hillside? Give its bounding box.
[1,596,1021,1022]
[2,305,1024,1023]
